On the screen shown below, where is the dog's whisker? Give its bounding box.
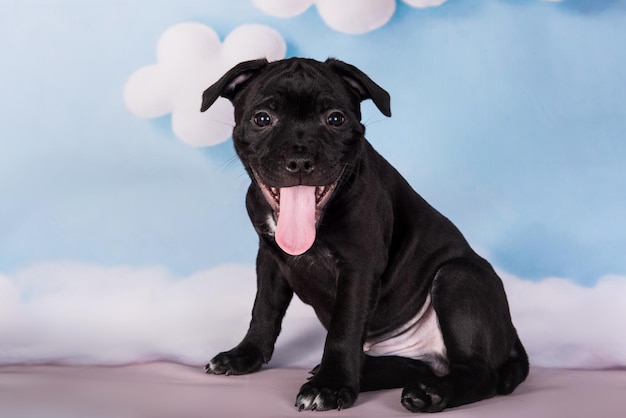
[236,172,251,191]
[363,117,386,128]
[218,154,241,171]
[208,118,236,128]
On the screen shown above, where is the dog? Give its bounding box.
[200,57,528,412]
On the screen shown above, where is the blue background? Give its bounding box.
[2,0,625,286]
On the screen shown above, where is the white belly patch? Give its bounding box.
[363,294,449,376]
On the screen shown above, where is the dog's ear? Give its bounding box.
[325,58,391,117]
[201,58,269,112]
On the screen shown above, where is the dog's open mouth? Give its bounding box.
[260,183,337,215]
[252,170,339,256]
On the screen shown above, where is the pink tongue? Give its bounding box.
[275,185,317,255]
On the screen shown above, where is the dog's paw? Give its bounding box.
[204,344,264,376]
[401,380,451,413]
[295,378,357,412]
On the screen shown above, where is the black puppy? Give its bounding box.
[201,58,528,412]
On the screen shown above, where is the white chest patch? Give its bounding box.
[363,293,449,376]
[266,214,277,236]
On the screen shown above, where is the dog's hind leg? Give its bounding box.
[400,259,525,412]
[309,355,438,392]
[359,355,438,392]
[401,357,499,412]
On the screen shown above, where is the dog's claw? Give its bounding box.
[298,404,305,412]
[204,363,213,374]
[337,399,343,411]
[308,364,320,375]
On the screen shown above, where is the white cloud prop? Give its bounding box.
[0,262,324,366]
[501,271,626,369]
[124,23,286,146]
[0,262,624,369]
[403,0,448,8]
[252,0,447,35]
[253,0,396,34]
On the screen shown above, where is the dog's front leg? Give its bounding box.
[295,269,373,411]
[206,247,293,376]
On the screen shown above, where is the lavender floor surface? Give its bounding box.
[1,363,625,417]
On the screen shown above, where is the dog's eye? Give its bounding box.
[253,112,272,127]
[327,112,345,127]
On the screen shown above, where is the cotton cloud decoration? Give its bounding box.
[0,263,325,366]
[253,0,396,34]
[0,261,624,369]
[404,0,448,8]
[124,23,286,146]
[252,0,447,34]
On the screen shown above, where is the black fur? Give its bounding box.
[201,57,528,412]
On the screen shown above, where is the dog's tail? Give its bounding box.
[496,335,530,395]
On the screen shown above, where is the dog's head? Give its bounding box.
[201,58,391,255]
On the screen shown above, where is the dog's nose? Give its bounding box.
[285,156,315,174]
